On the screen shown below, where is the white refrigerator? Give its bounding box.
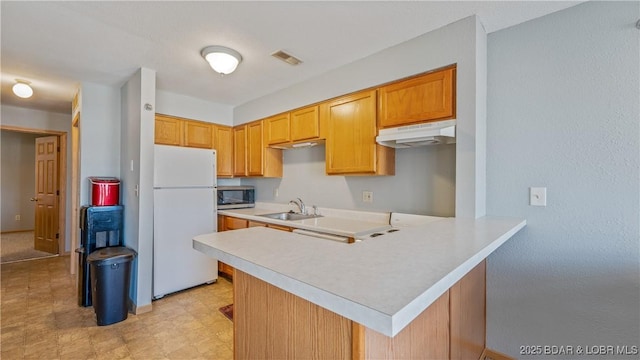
[153,144,218,299]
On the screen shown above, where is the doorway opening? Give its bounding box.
[0,126,67,264]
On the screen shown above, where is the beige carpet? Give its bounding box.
[0,231,57,264]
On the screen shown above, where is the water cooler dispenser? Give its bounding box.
[77,205,123,307]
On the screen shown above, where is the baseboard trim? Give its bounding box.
[1,229,35,234]
[482,348,515,360]
[130,301,153,315]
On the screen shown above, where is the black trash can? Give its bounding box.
[87,246,136,326]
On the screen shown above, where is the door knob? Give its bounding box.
[30,197,38,202]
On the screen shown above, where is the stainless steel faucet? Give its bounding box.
[289,198,306,215]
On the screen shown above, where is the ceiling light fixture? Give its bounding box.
[201,46,242,75]
[12,80,33,98]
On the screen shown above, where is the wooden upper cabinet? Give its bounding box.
[378,67,456,128]
[291,105,320,142]
[155,114,217,149]
[214,125,234,177]
[184,120,213,148]
[324,90,394,175]
[265,113,290,145]
[234,121,282,178]
[247,121,265,176]
[233,125,248,177]
[155,114,184,146]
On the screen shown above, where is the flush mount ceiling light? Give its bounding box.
[12,80,33,98]
[201,46,242,75]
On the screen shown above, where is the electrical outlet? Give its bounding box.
[273,187,279,197]
[530,187,547,206]
[15,215,21,221]
[362,191,373,203]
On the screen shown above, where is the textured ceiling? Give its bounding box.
[0,1,582,114]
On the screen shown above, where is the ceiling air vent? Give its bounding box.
[271,50,302,65]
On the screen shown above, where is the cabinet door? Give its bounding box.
[247,121,265,176]
[378,67,455,128]
[233,125,247,177]
[184,120,213,148]
[291,105,320,142]
[218,262,234,278]
[325,90,393,175]
[214,125,234,177]
[266,113,290,145]
[154,114,184,146]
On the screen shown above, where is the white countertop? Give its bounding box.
[194,215,526,337]
[218,203,392,238]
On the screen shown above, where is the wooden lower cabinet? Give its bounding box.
[217,216,248,278]
[223,216,248,230]
[219,215,292,232]
[233,261,486,360]
[218,262,235,279]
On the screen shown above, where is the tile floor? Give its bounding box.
[1,255,234,359]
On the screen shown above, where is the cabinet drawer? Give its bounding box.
[225,217,248,230]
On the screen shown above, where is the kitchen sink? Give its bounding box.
[258,212,323,221]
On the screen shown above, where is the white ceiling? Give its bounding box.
[1,1,581,115]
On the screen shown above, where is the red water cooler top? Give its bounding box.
[89,177,120,206]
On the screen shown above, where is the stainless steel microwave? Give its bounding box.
[217,186,255,209]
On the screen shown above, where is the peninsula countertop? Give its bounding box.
[194,216,525,337]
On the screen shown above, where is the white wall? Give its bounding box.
[244,144,456,216]
[0,131,39,231]
[486,1,639,357]
[121,68,156,309]
[156,90,233,126]
[121,70,142,306]
[1,104,70,131]
[1,105,73,250]
[235,16,486,218]
[78,82,121,206]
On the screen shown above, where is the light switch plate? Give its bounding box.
[362,191,373,203]
[530,187,547,206]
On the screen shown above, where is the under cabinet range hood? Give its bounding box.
[376,119,456,148]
